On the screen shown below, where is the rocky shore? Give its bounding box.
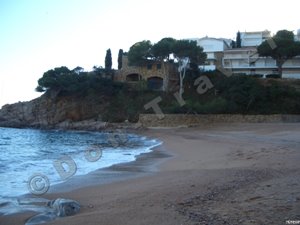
[0,92,134,130]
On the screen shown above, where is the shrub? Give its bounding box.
[248,74,263,78]
[185,97,228,114]
[266,74,281,79]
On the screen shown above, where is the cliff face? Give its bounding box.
[0,92,110,129]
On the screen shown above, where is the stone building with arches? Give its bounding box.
[115,56,178,91]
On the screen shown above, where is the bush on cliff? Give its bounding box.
[36,66,124,96]
[35,67,300,123]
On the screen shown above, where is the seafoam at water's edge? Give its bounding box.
[0,127,162,203]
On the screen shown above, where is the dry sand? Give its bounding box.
[2,123,300,225]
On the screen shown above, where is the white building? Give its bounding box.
[188,30,300,78]
[223,47,278,75]
[223,30,300,78]
[295,29,300,41]
[188,37,231,71]
[240,30,271,47]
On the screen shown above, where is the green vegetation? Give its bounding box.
[36,66,122,96]
[127,40,152,66]
[236,31,241,48]
[231,40,236,48]
[165,73,300,114]
[117,49,123,69]
[128,37,206,99]
[151,37,176,60]
[35,32,300,122]
[257,30,300,77]
[36,66,300,122]
[105,48,112,71]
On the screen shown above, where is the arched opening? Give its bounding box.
[147,76,163,90]
[126,73,141,82]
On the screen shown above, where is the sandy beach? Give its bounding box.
[2,123,300,225]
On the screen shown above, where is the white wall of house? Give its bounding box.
[188,30,300,77]
[199,65,216,71]
[223,48,300,77]
[293,29,300,41]
[188,37,230,71]
[196,38,228,52]
[206,52,215,60]
[241,30,271,47]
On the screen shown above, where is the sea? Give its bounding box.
[0,127,161,202]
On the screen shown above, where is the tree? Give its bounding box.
[231,40,236,48]
[151,38,177,89]
[105,49,112,71]
[172,40,206,99]
[236,31,241,48]
[36,66,73,92]
[118,49,123,70]
[92,65,104,77]
[151,37,176,60]
[72,66,84,74]
[257,30,300,78]
[127,40,152,66]
[128,38,206,98]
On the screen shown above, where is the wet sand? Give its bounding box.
[2,123,300,225]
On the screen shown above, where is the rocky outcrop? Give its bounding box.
[0,92,109,129]
[25,198,80,225]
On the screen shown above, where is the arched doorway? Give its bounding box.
[147,76,163,90]
[126,73,142,82]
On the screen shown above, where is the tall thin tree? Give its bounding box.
[105,49,112,71]
[236,31,241,48]
[118,49,123,70]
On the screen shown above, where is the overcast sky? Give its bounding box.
[0,0,299,107]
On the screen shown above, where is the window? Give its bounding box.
[224,60,230,66]
[126,73,141,81]
[147,64,152,70]
[156,64,161,69]
[147,77,163,90]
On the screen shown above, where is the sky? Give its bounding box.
[0,0,299,107]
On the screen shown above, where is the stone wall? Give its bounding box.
[115,56,178,91]
[115,56,168,80]
[139,114,300,127]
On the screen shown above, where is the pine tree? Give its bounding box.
[258,30,300,78]
[118,49,123,70]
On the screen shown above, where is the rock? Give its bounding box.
[0,91,141,130]
[25,212,57,225]
[47,198,80,217]
[0,91,108,129]
[25,198,80,225]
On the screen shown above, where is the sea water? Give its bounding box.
[0,127,161,200]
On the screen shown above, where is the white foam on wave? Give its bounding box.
[0,128,162,199]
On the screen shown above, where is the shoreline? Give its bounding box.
[1,123,300,225]
[45,142,170,195]
[0,132,169,218]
